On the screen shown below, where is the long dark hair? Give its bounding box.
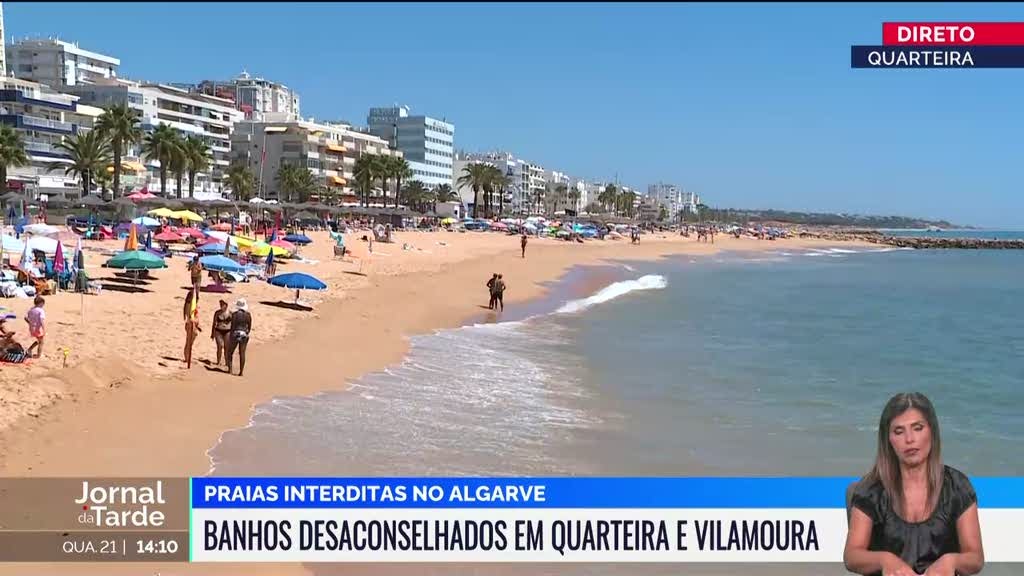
[863,392,944,519]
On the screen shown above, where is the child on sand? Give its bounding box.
[24,296,45,358]
[183,288,201,368]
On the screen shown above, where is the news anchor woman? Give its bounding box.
[844,392,984,576]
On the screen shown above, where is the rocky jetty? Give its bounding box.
[798,230,1024,249]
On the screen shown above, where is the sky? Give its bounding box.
[6,2,1024,227]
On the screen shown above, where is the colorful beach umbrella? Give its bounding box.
[124,224,139,251]
[54,240,65,275]
[131,216,161,227]
[147,207,176,218]
[154,230,184,243]
[104,250,166,270]
[197,242,238,255]
[170,210,203,222]
[249,242,289,257]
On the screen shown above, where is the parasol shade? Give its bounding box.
[199,255,246,274]
[105,250,167,270]
[267,272,326,291]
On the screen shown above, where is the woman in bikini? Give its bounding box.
[182,288,201,368]
[210,299,232,366]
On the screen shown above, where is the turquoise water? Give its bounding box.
[211,246,1024,478]
[209,246,1023,575]
[883,229,1024,240]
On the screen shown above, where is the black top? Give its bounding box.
[851,465,977,575]
[231,310,252,333]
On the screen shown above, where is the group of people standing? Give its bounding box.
[486,274,507,312]
[182,287,253,376]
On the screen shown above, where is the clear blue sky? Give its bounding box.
[7,2,1023,227]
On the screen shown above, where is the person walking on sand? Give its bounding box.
[226,298,252,377]
[521,233,528,258]
[24,296,46,358]
[210,299,232,365]
[494,274,507,312]
[188,254,203,296]
[182,288,201,368]
[486,273,498,309]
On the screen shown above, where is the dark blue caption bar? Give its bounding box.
[851,45,1024,68]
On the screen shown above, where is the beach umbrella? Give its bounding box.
[147,207,176,218]
[145,230,153,250]
[199,254,246,274]
[131,216,161,227]
[23,223,60,236]
[104,250,166,270]
[270,238,296,252]
[177,227,206,239]
[170,210,203,222]
[264,244,275,270]
[197,242,238,255]
[77,195,105,208]
[27,236,64,256]
[283,233,312,245]
[268,271,327,306]
[154,230,184,243]
[124,224,139,251]
[127,191,156,201]
[249,242,289,257]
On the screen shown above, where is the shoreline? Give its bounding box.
[0,233,873,576]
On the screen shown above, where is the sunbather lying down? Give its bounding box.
[1,317,20,350]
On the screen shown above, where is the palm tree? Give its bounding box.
[168,133,187,198]
[434,183,457,213]
[49,129,112,197]
[225,163,255,201]
[183,136,211,199]
[569,188,581,214]
[95,166,113,199]
[95,104,142,199]
[142,124,179,197]
[0,126,28,196]
[292,168,317,203]
[389,156,412,209]
[598,184,618,215]
[456,163,492,219]
[352,155,375,207]
[400,180,430,213]
[485,167,510,218]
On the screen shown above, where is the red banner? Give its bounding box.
[883,22,1024,45]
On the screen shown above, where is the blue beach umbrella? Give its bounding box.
[283,233,312,245]
[131,216,161,227]
[268,272,326,306]
[199,254,246,274]
[198,242,238,255]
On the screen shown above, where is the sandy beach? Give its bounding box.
[0,229,871,576]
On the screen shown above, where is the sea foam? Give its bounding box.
[556,275,668,314]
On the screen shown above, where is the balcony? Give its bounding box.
[24,139,71,160]
[0,114,76,134]
[0,89,76,112]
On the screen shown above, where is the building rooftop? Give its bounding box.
[7,37,120,66]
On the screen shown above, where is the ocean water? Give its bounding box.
[883,229,1024,240]
[210,246,1024,478]
[207,246,1023,574]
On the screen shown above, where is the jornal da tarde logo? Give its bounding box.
[75,480,167,528]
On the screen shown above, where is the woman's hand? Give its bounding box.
[881,553,917,576]
[924,554,956,576]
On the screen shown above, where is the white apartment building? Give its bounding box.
[647,182,682,217]
[454,151,549,216]
[0,77,103,197]
[7,38,119,89]
[66,79,243,198]
[189,71,301,122]
[367,105,453,188]
[230,119,401,203]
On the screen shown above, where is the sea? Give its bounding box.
[208,242,1024,574]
